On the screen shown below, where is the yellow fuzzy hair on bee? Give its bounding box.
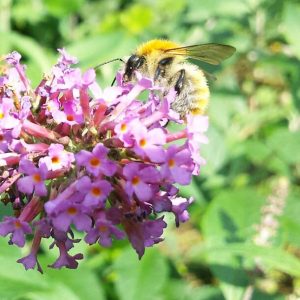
[136,39,183,56]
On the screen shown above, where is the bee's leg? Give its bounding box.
[154,66,163,81]
[154,57,173,81]
[174,69,185,95]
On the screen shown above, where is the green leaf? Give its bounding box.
[0,201,13,221]
[186,0,250,21]
[267,128,300,164]
[200,188,266,299]
[202,188,265,243]
[280,190,300,247]
[120,4,154,35]
[163,280,224,300]
[44,0,85,17]
[113,247,168,300]
[204,243,300,278]
[243,139,272,164]
[0,240,105,300]
[282,3,300,59]
[201,126,228,176]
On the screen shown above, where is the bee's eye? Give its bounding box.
[135,56,145,69]
[127,55,145,69]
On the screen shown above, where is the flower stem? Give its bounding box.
[19,196,43,222]
[166,129,187,142]
[22,119,62,143]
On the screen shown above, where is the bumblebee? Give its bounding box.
[123,39,235,117]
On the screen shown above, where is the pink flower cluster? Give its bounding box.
[0,49,208,272]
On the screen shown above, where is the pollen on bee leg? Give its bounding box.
[191,107,204,115]
[190,99,208,116]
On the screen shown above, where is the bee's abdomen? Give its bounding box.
[170,63,209,116]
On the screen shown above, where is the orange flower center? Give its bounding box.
[131,176,140,185]
[51,156,60,164]
[168,158,175,168]
[0,111,4,119]
[120,123,127,132]
[66,114,74,121]
[0,134,3,142]
[90,157,100,167]
[91,187,102,196]
[14,220,22,229]
[139,138,147,147]
[32,173,42,183]
[67,206,77,215]
[98,225,108,232]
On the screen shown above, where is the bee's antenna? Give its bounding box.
[94,58,125,70]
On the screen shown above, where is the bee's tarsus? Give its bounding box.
[174,69,185,95]
[154,66,163,81]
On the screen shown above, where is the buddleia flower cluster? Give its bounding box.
[0,49,208,272]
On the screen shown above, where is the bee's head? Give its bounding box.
[123,54,145,83]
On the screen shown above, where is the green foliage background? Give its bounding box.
[0,0,300,299]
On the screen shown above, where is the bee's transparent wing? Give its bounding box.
[164,43,236,65]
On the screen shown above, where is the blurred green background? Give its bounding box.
[1,0,300,299]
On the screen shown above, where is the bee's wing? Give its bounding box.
[164,43,236,65]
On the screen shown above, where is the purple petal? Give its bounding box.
[140,166,160,183]
[101,160,117,176]
[125,223,145,259]
[17,176,34,194]
[175,148,192,165]
[6,51,21,65]
[148,128,166,144]
[82,69,96,86]
[38,163,49,179]
[85,229,99,244]
[52,213,72,231]
[123,163,139,179]
[171,166,191,185]
[144,146,166,163]
[134,182,152,202]
[17,253,37,270]
[75,150,90,166]
[93,143,108,157]
[57,48,78,65]
[125,182,134,198]
[74,213,92,231]
[11,229,26,247]
[0,220,14,236]
[34,182,47,196]
[99,233,112,247]
[21,222,32,234]
[19,159,37,174]
[111,227,125,240]
[76,176,91,192]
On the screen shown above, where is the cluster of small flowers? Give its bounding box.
[0,49,208,272]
